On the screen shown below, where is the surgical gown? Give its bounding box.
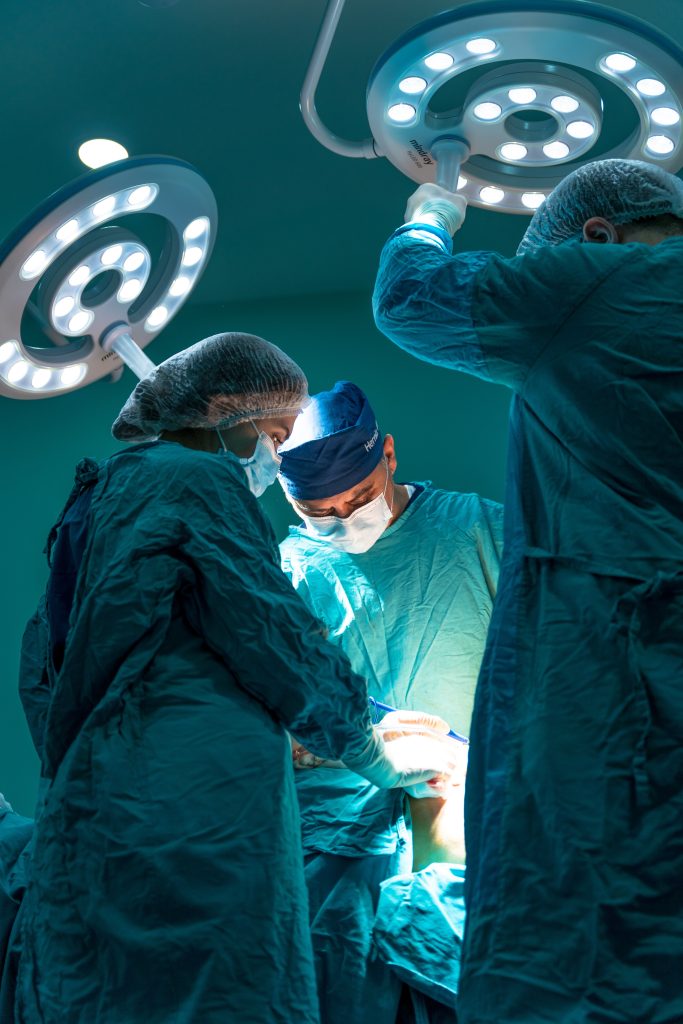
[280,485,502,1023]
[374,228,683,1023]
[16,440,379,1024]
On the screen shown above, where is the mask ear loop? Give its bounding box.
[216,428,228,452]
[382,456,394,516]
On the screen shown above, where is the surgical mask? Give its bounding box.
[217,422,281,497]
[298,461,393,554]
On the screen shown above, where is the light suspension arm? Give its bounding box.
[102,325,156,380]
[301,0,379,159]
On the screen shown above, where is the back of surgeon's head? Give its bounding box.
[518,159,683,254]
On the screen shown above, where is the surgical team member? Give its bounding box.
[278,381,503,1024]
[14,333,455,1024]
[373,159,683,1023]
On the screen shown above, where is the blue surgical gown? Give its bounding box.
[374,227,683,1023]
[281,485,502,1023]
[16,440,379,1024]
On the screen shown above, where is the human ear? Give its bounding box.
[582,217,619,244]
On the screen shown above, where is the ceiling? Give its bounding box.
[5,0,683,306]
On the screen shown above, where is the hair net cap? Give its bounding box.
[279,381,383,501]
[518,159,683,254]
[112,332,308,441]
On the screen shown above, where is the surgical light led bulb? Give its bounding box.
[651,107,680,126]
[500,143,527,160]
[54,297,75,318]
[543,141,570,159]
[480,186,504,204]
[56,219,80,243]
[474,101,501,121]
[521,192,546,209]
[21,250,48,280]
[567,120,595,138]
[93,196,117,219]
[0,342,15,362]
[636,78,666,97]
[551,95,579,113]
[78,139,129,169]
[124,251,146,272]
[457,176,467,189]
[646,134,675,154]
[424,52,453,71]
[7,361,29,383]
[466,38,496,55]
[101,245,123,266]
[182,246,203,267]
[32,368,51,389]
[69,311,92,334]
[118,279,144,302]
[603,53,637,73]
[399,76,427,95]
[169,276,192,297]
[60,364,87,388]
[147,305,168,328]
[128,185,154,208]
[387,103,415,123]
[184,217,209,240]
[69,265,90,287]
[508,87,537,104]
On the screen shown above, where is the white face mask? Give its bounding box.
[298,461,393,554]
[217,422,282,497]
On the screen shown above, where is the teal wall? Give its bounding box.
[0,290,510,816]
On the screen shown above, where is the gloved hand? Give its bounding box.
[404,182,467,236]
[377,709,468,798]
[345,728,461,791]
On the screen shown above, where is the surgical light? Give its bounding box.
[543,141,570,159]
[474,102,502,121]
[500,143,527,160]
[651,107,680,126]
[425,52,454,71]
[508,87,536,104]
[399,77,428,95]
[466,38,497,55]
[301,0,683,216]
[603,52,637,73]
[566,120,595,138]
[0,156,217,400]
[78,139,129,169]
[480,186,504,204]
[521,192,546,209]
[637,78,666,96]
[646,134,675,154]
[387,103,416,123]
[551,95,580,113]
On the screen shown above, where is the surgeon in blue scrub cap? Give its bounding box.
[279,381,503,1024]
[373,159,683,1024]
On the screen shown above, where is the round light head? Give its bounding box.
[366,1,683,215]
[0,156,217,400]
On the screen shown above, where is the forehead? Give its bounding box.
[297,463,383,507]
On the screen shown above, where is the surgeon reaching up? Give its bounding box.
[373,159,683,1024]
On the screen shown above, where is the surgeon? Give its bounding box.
[372,159,683,1023]
[278,381,503,1024]
[14,333,457,1024]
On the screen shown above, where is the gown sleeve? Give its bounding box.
[373,225,627,390]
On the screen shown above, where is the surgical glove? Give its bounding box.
[405,743,468,799]
[378,708,450,741]
[404,183,467,236]
[345,730,460,791]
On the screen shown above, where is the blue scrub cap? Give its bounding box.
[112,332,308,441]
[279,381,383,500]
[518,159,683,255]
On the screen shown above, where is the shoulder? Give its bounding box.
[420,486,502,520]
